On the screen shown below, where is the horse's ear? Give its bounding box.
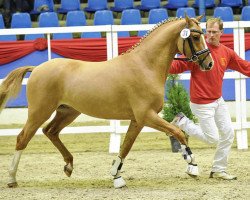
[196,14,204,22]
[185,14,191,26]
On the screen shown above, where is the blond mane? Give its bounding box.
[123,17,184,54]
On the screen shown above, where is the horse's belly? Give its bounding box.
[63,97,134,120]
[75,105,133,120]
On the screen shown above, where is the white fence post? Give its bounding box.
[47,33,52,60]
[109,120,122,153]
[236,25,248,149]
[108,29,122,153]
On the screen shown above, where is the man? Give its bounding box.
[170,18,250,180]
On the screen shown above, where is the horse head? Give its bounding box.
[176,15,214,71]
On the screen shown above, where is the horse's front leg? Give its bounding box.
[144,111,199,177]
[110,120,143,188]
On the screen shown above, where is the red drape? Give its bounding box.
[1,34,250,65]
[52,38,108,61]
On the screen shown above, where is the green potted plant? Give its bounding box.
[163,74,196,152]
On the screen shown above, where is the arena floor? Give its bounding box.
[0,132,249,200]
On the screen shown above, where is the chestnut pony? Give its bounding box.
[0,16,213,188]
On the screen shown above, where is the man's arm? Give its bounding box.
[228,49,250,77]
[169,60,192,74]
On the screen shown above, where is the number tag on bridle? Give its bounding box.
[180,28,190,39]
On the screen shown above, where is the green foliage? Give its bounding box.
[163,74,196,123]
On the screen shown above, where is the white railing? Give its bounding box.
[0,21,249,152]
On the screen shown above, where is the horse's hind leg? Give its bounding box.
[8,107,56,188]
[42,105,80,177]
[110,120,143,188]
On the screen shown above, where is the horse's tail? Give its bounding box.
[0,66,34,113]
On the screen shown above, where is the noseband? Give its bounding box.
[174,28,210,64]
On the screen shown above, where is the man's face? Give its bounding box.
[205,22,222,46]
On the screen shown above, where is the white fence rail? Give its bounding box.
[0,21,249,152]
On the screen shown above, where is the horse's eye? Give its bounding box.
[193,36,200,41]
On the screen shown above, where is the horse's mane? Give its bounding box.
[123,17,184,54]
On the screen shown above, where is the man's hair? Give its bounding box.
[206,18,224,30]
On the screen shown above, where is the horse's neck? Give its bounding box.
[133,20,186,75]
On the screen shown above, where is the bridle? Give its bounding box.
[174,28,211,65]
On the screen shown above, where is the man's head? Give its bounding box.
[205,18,223,46]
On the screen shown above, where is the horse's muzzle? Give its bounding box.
[201,61,214,71]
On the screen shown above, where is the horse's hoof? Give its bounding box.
[7,182,18,188]
[186,173,198,178]
[186,163,199,178]
[64,164,73,177]
[114,176,126,189]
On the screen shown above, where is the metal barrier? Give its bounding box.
[0,21,249,152]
